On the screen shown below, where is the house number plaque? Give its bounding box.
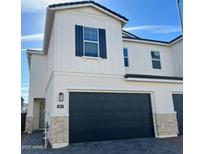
[57,104,64,108]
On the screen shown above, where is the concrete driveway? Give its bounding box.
[22,131,182,154]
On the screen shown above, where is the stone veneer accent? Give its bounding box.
[155,113,178,137]
[25,116,33,133]
[50,116,68,147]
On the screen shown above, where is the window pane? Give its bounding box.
[84,42,98,57]
[84,27,98,41]
[123,48,128,57]
[151,51,160,59]
[124,58,129,67]
[152,60,161,69]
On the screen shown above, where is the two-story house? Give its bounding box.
[25,1,183,149]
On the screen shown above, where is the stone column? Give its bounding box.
[50,116,68,148]
[155,113,178,137]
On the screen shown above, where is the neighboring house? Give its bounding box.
[21,97,24,112]
[21,97,27,113]
[26,1,183,149]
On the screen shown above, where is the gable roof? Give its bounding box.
[49,1,128,22]
[42,1,182,53]
[43,1,128,54]
[122,33,183,46]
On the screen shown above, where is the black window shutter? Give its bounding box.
[75,25,83,56]
[99,29,107,59]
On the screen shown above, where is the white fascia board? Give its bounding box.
[49,3,127,25]
[122,31,136,38]
[122,38,169,46]
[26,52,31,71]
[125,78,183,84]
[43,8,55,54]
[26,49,44,72]
[27,50,44,55]
[168,37,183,46]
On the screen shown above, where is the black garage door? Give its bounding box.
[172,94,183,135]
[69,92,155,143]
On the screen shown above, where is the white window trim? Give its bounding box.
[83,26,100,58]
[151,51,162,69]
[123,48,129,67]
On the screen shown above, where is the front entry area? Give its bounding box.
[69,92,155,143]
[33,98,45,130]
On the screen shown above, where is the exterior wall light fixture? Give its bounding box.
[59,92,64,102]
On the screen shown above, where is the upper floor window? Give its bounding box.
[75,25,107,59]
[123,48,129,67]
[84,27,99,57]
[151,51,161,69]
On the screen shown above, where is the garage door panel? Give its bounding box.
[70,127,153,143]
[69,92,154,143]
[71,103,151,113]
[72,119,153,129]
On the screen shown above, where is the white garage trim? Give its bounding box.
[171,91,183,94]
[66,87,155,93]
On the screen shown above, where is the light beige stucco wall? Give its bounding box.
[123,41,175,76]
[170,39,183,77]
[47,26,55,79]
[33,101,40,129]
[45,6,183,119]
[27,54,47,117]
[49,6,125,76]
[46,72,182,145]
[49,72,182,116]
[45,76,55,141]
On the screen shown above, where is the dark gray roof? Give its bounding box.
[49,1,128,22]
[123,36,169,44]
[125,74,183,80]
[122,30,141,39]
[123,35,183,44]
[169,35,183,43]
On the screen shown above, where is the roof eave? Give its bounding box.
[122,30,141,39]
[122,35,183,46]
[26,51,31,71]
[26,49,44,71]
[168,35,183,46]
[49,3,128,24]
[43,8,55,54]
[122,38,169,46]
